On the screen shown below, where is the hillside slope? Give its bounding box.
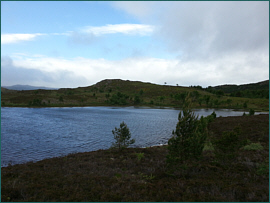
[211,80,269,92]
[1,87,17,93]
[1,79,268,111]
[207,80,269,99]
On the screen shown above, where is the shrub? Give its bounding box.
[109,92,129,105]
[135,153,144,161]
[167,94,207,166]
[29,98,43,106]
[59,96,64,102]
[242,143,263,151]
[256,162,269,176]
[243,101,248,108]
[203,141,214,151]
[204,111,217,123]
[134,95,141,105]
[249,109,255,116]
[111,122,135,150]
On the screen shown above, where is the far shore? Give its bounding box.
[1,104,269,113]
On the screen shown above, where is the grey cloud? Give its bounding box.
[1,56,89,88]
[1,56,54,86]
[212,2,269,53]
[157,1,269,59]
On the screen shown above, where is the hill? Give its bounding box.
[206,80,269,99]
[211,80,269,92]
[1,87,17,93]
[1,79,268,111]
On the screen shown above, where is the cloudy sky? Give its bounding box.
[1,1,269,88]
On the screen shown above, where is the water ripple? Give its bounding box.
[1,107,252,167]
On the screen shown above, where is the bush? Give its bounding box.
[242,143,263,151]
[135,153,144,161]
[256,162,269,176]
[111,122,135,150]
[59,96,64,102]
[167,94,207,166]
[29,98,43,106]
[204,111,217,123]
[109,92,129,105]
[203,141,214,151]
[134,95,141,105]
[249,109,255,116]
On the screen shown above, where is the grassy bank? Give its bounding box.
[1,114,269,202]
[1,79,269,111]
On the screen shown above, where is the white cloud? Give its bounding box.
[1,33,46,44]
[8,55,177,87]
[2,52,268,88]
[1,24,154,45]
[82,24,155,36]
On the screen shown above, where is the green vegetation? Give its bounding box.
[111,122,135,150]
[212,127,245,161]
[167,94,207,167]
[242,142,264,151]
[1,79,268,111]
[203,140,214,151]
[135,153,144,161]
[108,92,129,105]
[256,162,269,176]
[166,93,219,172]
[1,114,268,201]
[204,80,269,99]
[249,108,255,115]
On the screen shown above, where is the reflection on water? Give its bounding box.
[1,106,264,167]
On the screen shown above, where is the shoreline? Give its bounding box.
[1,104,269,112]
[1,145,167,168]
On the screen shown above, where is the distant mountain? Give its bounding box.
[2,85,58,91]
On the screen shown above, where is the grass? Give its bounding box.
[1,114,268,202]
[135,152,144,161]
[203,141,215,151]
[1,79,269,111]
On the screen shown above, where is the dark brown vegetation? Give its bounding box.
[1,114,269,202]
[1,79,269,111]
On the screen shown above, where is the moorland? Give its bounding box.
[1,79,269,111]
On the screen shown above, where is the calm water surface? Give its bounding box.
[1,106,256,167]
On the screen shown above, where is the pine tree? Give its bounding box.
[167,93,207,166]
[111,122,135,150]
